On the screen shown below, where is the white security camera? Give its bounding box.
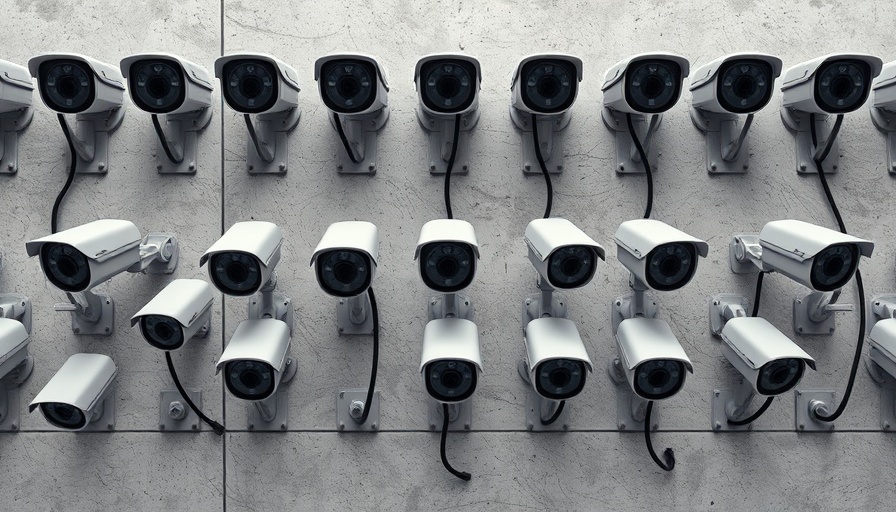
[415,219,479,294]
[614,219,709,292]
[131,279,214,351]
[216,319,293,402]
[30,353,117,431]
[0,59,34,175]
[0,317,34,430]
[201,221,282,297]
[311,221,378,299]
[314,53,389,174]
[871,61,896,174]
[614,317,693,401]
[525,218,605,290]
[522,317,593,400]
[25,219,178,335]
[420,318,482,403]
[214,53,301,174]
[689,53,783,173]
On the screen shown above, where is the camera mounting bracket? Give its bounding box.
[0,106,33,174]
[870,106,896,174]
[510,108,569,175]
[711,380,755,432]
[65,107,126,174]
[158,388,202,432]
[153,107,213,174]
[516,359,571,432]
[246,107,301,175]
[427,397,472,432]
[427,293,474,322]
[0,354,34,432]
[247,356,296,431]
[417,110,478,175]
[337,388,380,432]
[336,293,373,335]
[602,108,662,174]
[607,357,660,432]
[793,290,853,335]
[249,291,294,334]
[0,294,32,334]
[794,389,835,432]
[780,108,840,174]
[55,290,114,336]
[332,108,389,175]
[690,108,751,173]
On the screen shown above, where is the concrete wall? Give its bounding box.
[1,0,894,510]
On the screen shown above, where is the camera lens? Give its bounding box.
[40,243,91,292]
[426,360,477,402]
[420,242,475,293]
[520,59,577,114]
[141,315,185,350]
[547,245,597,289]
[211,252,262,296]
[317,250,372,297]
[222,59,278,113]
[40,402,87,430]
[815,59,872,113]
[717,59,774,114]
[225,360,276,400]
[421,59,477,114]
[625,59,682,114]
[129,59,186,114]
[38,59,96,114]
[810,243,858,291]
[634,359,686,400]
[757,358,805,395]
[321,59,378,114]
[645,242,697,291]
[534,359,587,400]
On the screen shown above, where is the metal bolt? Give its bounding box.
[618,422,626,431]
[713,300,720,306]
[370,423,377,431]
[248,165,254,171]
[743,164,749,170]
[798,423,805,430]
[280,423,287,431]
[710,163,717,171]
[557,165,563,171]
[525,164,531,171]
[884,422,891,430]
[714,391,720,397]
[191,424,198,430]
[168,401,186,420]
[279,164,286,172]
[7,163,14,171]
[73,328,80,334]
[462,165,468,171]
[809,399,830,419]
[349,400,365,419]
[714,422,721,430]
[97,163,106,171]
[188,163,196,171]
[368,164,375,172]
[619,164,625,171]
[562,424,569,431]
[9,423,16,431]
[800,163,807,171]
[464,423,470,430]
[338,422,345,431]
[156,165,163,170]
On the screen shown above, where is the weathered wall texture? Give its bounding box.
[0,0,894,510]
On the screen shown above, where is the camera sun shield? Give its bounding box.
[29,353,117,431]
[525,218,605,290]
[130,279,215,351]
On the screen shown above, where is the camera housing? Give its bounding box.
[415,219,479,294]
[522,317,593,401]
[315,53,390,174]
[311,221,378,299]
[509,54,583,175]
[689,53,783,173]
[420,318,482,403]
[525,218,605,291]
[614,317,693,401]
[131,279,215,351]
[614,219,709,292]
[0,59,34,175]
[201,221,282,297]
[29,353,117,431]
[0,317,34,431]
[871,61,896,174]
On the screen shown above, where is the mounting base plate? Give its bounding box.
[690,108,750,173]
[525,393,570,432]
[155,108,213,174]
[70,293,114,336]
[780,108,839,174]
[428,398,472,431]
[336,298,373,335]
[337,388,380,432]
[158,389,202,432]
[794,389,836,432]
[602,107,662,174]
[711,388,753,432]
[246,108,301,175]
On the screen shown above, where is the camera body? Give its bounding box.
[420,318,482,403]
[121,53,213,115]
[872,62,896,111]
[690,53,782,115]
[614,219,709,291]
[0,318,30,380]
[0,60,34,113]
[523,317,593,400]
[782,53,882,115]
[415,54,480,117]
[525,218,604,290]
[315,53,389,116]
[131,279,215,351]
[201,221,283,297]
[511,54,583,116]
[216,319,291,401]
[415,219,479,294]
[214,53,300,115]
[602,53,690,115]
[615,317,693,400]
[311,221,379,298]
[28,53,125,114]
[29,353,117,431]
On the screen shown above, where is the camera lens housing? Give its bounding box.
[140,315,185,351]
[316,249,372,297]
[38,59,95,114]
[40,243,91,292]
[320,59,378,114]
[645,242,697,291]
[210,252,263,296]
[815,59,872,113]
[420,59,477,114]
[128,58,186,114]
[810,243,858,292]
[547,245,598,289]
[534,358,587,400]
[222,59,278,114]
[425,359,477,402]
[224,359,276,400]
[419,241,475,293]
[633,359,686,400]
[625,59,683,114]
[520,59,577,114]
[40,402,87,429]
[717,59,774,114]
[757,358,805,395]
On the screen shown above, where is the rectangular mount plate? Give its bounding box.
[794,389,836,432]
[428,398,472,431]
[0,383,21,432]
[70,293,114,336]
[711,388,752,432]
[247,389,290,431]
[525,392,569,432]
[337,388,380,432]
[336,298,374,335]
[158,389,202,432]
[616,387,658,432]
[880,384,896,431]
[793,295,836,335]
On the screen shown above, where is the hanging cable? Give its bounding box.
[751,272,766,317]
[440,402,471,481]
[626,113,653,219]
[334,111,362,164]
[51,114,78,234]
[244,113,275,163]
[165,352,225,435]
[357,287,379,426]
[530,113,553,219]
[443,113,462,219]
[644,400,674,471]
[540,400,565,426]
[722,113,754,161]
[727,396,774,426]
[809,114,846,232]
[151,114,183,164]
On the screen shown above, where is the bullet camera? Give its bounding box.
[121,53,212,114]
[28,53,124,114]
[216,319,292,402]
[522,317,593,400]
[614,219,709,291]
[868,318,896,382]
[30,353,117,431]
[615,317,693,400]
[131,279,215,351]
[420,318,482,403]
[871,61,896,173]
[525,218,605,290]
[201,221,282,297]
[0,59,34,175]
[0,317,34,429]
[311,221,378,299]
[415,219,479,294]
[782,53,882,115]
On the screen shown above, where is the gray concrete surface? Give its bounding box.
[0,0,894,509]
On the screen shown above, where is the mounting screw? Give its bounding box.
[809,399,830,419]
[7,163,14,171]
[710,163,717,171]
[368,164,376,172]
[338,422,345,431]
[189,163,196,171]
[557,165,563,171]
[618,164,625,171]
[248,165,254,171]
[73,328,81,334]
[800,163,807,171]
[714,391,720,397]
[156,164,163,170]
[97,163,106,171]
[884,421,891,430]
[370,423,377,431]
[464,423,470,430]
[280,423,287,431]
[714,422,721,430]
[618,422,626,431]
[279,164,286,172]
[168,401,186,420]
[191,424,198,430]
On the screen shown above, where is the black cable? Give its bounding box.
[644,400,674,471]
[751,272,766,317]
[151,114,183,164]
[540,400,565,426]
[727,396,774,426]
[52,114,77,234]
[440,402,471,481]
[244,113,273,163]
[358,287,379,426]
[333,111,361,164]
[530,113,553,219]
[165,351,225,435]
[443,113,462,219]
[626,113,653,219]
[809,114,846,233]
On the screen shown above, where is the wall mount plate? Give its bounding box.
[780,108,839,174]
[154,108,213,174]
[336,297,373,335]
[509,107,570,175]
[0,293,32,334]
[863,354,896,431]
[868,294,896,336]
[249,293,294,333]
[333,108,390,175]
[142,233,179,275]
[247,389,290,431]
[428,398,472,432]
[615,387,657,432]
[522,293,567,329]
[794,389,835,432]
[711,388,753,432]
[337,388,380,432]
[158,389,201,432]
[709,294,749,336]
[0,381,22,432]
[0,107,33,174]
[793,291,851,335]
[417,109,479,175]
[246,108,301,175]
[69,293,114,336]
[611,292,659,334]
[525,393,569,432]
[869,107,896,174]
[689,109,750,173]
[602,108,662,174]
[427,294,474,322]
[71,107,126,174]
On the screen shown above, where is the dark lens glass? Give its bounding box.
[211,252,262,296]
[717,59,774,113]
[317,250,372,297]
[321,59,378,114]
[520,59,577,114]
[546,246,597,289]
[624,59,682,114]
[425,360,477,402]
[634,360,686,400]
[421,59,477,114]
[810,243,858,291]
[815,59,871,113]
[534,359,587,400]
[645,243,697,291]
[40,243,91,292]
[40,403,87,430]
[420,242,475,293]
[225,360,276,400]
[129,59,186,114]
[141,315,185,350]
[38,59,95,113]
[757,358,805,395]
[222,59,278,113]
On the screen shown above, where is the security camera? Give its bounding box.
[201,221,282,297]
[525,218,605,290]
[509,54,582,175]
[30,353,117,431]
[689,53,783,173]
[522,317,593,401]
[0,318,34,430]
[614,219,709,292]
[602,52,689,174]
[214,53,301,174]
[0,59,34,175]
[25,219,178,335]
[415,219,479,294]
[311,221,378,299]
[871,61,896,174]
[131,279,214,351]
[314,53,389,174]
[420,318,482,403]
[613,317,693,401]
[216,319,292,402]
